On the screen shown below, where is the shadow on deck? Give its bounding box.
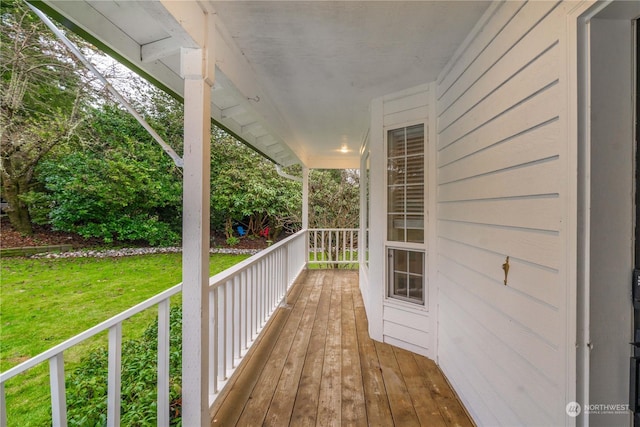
[210,269,473,426]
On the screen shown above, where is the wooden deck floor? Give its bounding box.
[210,269,473,427]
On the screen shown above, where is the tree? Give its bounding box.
[307,169,360,267]
[0,0,89,234]
[32,104,183,246]
[309,169,359,229]
[210,130,301,241]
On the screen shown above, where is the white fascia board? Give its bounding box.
[42,1,186,97]
[306,155,360,170]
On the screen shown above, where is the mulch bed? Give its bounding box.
[0,217,100,249]
[0,217,274,251]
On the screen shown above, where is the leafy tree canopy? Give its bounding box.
[30,104,183,245]
[210,129,301,239]
[1,0,91,234]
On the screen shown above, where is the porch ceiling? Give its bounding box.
[36,0,490,169]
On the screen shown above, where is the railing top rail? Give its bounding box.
[308,228,359,232]
[208,229,307,288]
[0,283,182,383]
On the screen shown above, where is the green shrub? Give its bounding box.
[225,236,240,246]
[66,306,183,426]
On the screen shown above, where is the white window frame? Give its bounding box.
[384,120,427,305]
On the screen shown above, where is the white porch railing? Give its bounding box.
[307,228,359,268]
[0,229,308,427]
[207,228,307,397]
[0,283,182,427]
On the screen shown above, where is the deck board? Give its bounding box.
[290,271,332,426]
[317,271,342,426]
[210,269,473,427]
[340,274,367,426]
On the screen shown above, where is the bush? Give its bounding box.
[33,115,183,246]
[66,306,183,426]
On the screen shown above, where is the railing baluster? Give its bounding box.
[273,253,278,307]
[333,230,337,264]
[313,230,317,262]
[252,265,257,339]
[239,273,245,355]
[343,230,347,263]
[218,285,226,382]
[257,263,261,332]
[249,266,255,341]
[210,289,218,394]
[272,252,277,304]
[226,280,233,373]
[262,260,267,324]
[277,250,281,301]
[107,324,122,427]
[269,253,274,310]
[1,382,6,427]
[49,353,67,427]
[351,231,357,261]
[265,256,270,315]
[157,300,170,427]
[283,247,287,297]
[231,278,237,368]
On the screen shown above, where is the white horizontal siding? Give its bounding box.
[435,1,569,426]
[383,83,429,127]
[383,321,429,351]
[439,298,559,426]
[383,305,430,356]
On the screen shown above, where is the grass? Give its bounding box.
[307,250,359,269]
[0,252,250,426]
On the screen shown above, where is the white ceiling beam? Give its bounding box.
[255,134,272,146]
[241,121,261,134]
[221,104,245,119]
[141,37,181,63]
[264,140,281,148]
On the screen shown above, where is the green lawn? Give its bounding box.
[0,252,250,426]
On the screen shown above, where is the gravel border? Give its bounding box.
[31,246,261,259]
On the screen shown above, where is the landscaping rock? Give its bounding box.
[31,246,260,259]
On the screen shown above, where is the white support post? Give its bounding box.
[157,300,170,427]
[302,167,309,230]
[49,354,67,427]
[107,324,122,427]
[302,167,309,267]
[181,37,213,426]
